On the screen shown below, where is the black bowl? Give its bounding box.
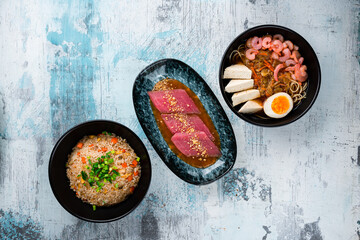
[219,25,321,127]
[48,120,151,222]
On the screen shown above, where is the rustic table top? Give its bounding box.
[0,0,359,239]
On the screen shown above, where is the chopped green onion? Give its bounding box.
[115,183,119,188]
[81,171,88,180]
[93,205,96,211]
[136,157,140,162]
[79,148,123,192]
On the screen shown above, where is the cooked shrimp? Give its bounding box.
[279,48,291,62]
[262,36,272,49]
[246,38,253,48]
[271,51,279,60]
[298,57,304,65]
[251,37,262,50]
[273,34,284,42]
[293,44,299,50]
[285,66,295,72]
[283,40,294,50]
[245,48,259,60]
[291,50,301,62]
[294,64,308,82]
[271,40,283,53]
[285,59,297,66]
[274,63,285,81]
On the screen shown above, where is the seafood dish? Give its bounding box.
[66,132,141,209]
[223,34,308,119]
[148,78,221,168]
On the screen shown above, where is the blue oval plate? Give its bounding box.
[133,59,236,185]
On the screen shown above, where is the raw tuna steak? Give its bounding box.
[171,132,221,157]
[148,89,200,114]
[161,114,215,141]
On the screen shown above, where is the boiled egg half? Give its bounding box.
[263,92,293,118]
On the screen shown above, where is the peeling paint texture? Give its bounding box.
[0,0,359,239]
[0,210,43,240]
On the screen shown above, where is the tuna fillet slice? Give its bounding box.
[161,114,215,141]
[148,89,200,114]
[171,132,221,158]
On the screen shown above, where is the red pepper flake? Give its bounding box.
[130,187,135,193]
[81,157,86,164]
[127,175,133,181]
[122,163,127,168]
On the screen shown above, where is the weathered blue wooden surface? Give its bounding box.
[0,0,359,239]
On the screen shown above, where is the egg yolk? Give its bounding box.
[271,96,290,114]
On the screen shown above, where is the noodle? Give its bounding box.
[288,81,307,105]
[229,44,246,63]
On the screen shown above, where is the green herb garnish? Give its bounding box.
[81,171,88,180]
[82,151,121,191]
[136,157,140,162]
[93,205,96,211]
